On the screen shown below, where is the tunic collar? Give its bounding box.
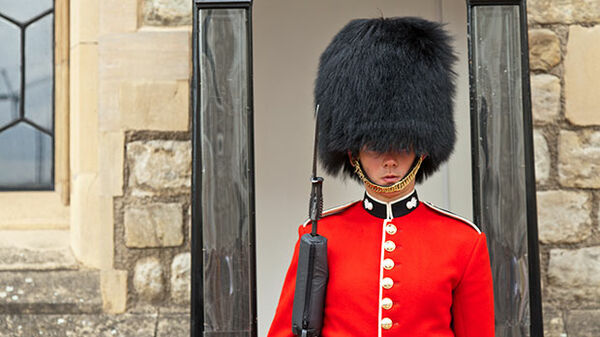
[362,189,419,219]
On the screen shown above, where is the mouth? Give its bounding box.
[381,175,400,185]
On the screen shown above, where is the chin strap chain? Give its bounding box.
[351,155,425,193]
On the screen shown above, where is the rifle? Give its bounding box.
[291,105,328,337]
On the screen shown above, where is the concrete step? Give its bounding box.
[0,270,102,314]
[0,230,78,271]
[0,311,189,337]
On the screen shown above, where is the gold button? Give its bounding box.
[383,240,396,252]
[381,317,393,330]
[383,258,395,270]
[381,297,393,310]
[385,224,397,235]
[382,277,394,289]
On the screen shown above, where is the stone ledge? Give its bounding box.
[0,312,190,337]
[0,271,101,314]
[0,230,77,271]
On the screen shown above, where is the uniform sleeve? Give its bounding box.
[267,226,306,337]
[452,232,495,337]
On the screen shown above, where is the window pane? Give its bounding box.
[25,13,53,131]
[0,122,52,188]
[0,16,20,129]
[199,7,252,336]
[0,2,54,190]
[0,0,52,23]
[471,5,530,337]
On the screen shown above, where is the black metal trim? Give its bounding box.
[195,2,252,9]
[191,3,256,337]
[466,4,482,227]
[467,0,523,5]
[190,3,203,337]
[246,5,258,337]
[518,1,544,336]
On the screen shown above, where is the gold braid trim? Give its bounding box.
[352,155,424,193]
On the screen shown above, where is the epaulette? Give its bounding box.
[302,200,359,227]
[422,201,481,234]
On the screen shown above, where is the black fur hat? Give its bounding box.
[315,17,458,183]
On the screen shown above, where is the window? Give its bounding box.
[0,0,55,190]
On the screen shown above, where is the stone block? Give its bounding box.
[558,130,600,188]
[529,29,561,71]
[124,203,184,248]
[100,270,127,314]
[548,247,600,305]
[565,25,600,126]
[99,0,138,35]
[542,305,565,337]
[170,253,190,304]
[531,74,560,124]
[119,80,189,131]
[70,0,98,46]
[533,130,550,184]
[133,257,163,302]
[528,0,600,24]
[0,230,77,271]
[127,140,191,195]
[69,44,99,175]
[70,173,115,269]
[98,30,191,81]
[536,190,592,244]
[0,271,101,314]
[142,0,192,26]
[566,310,600,337]
[0,192,69,230]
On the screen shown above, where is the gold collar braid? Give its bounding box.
[351,155,424,193]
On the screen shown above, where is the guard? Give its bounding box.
[268,17,494,337]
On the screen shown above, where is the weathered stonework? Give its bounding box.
[558,130,600,188]
[533,130,550,184]
[133,258,164,302]
[170,253,190,304]
[531,74,561,124]
[142,0,192,26]
[127,140,191,196]
[528,0,600,24]
[565,25,600,126]
[567,310,600,337]
[536,190,592,243]
[119,80,189,131]
[548,247,600,303]
[529,29,561,71]
[543,306,566,337]
[124,202,184,248]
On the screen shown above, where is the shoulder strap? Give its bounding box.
[422,201,481,234]
[302,201,358,227]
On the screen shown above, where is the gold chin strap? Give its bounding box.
[351,155,425,193]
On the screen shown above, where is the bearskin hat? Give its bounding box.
[315,17,458,183]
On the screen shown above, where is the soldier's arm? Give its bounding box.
[451,233,495,337]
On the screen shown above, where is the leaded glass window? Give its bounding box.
[0,0,54,190]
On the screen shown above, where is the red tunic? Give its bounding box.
[267,191,494,337]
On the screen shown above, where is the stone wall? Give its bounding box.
[111,0,193,323]
[528,1,600,336]
[115,131,191,310]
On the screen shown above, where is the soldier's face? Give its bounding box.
[357,149,416,187]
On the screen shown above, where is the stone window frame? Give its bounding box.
[0,0,69,230]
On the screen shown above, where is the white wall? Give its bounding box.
[253,0,470,334]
